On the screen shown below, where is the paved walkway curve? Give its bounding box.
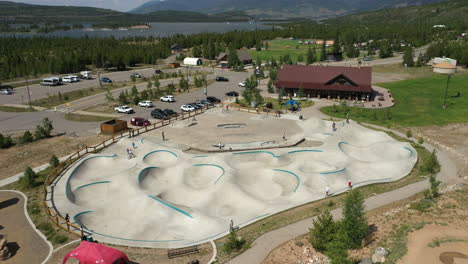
[0,190,53,264]
[227,106,459,264]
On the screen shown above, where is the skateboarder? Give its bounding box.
[325,186,331,196]
[162,131,165,141]
[348,180,353,190]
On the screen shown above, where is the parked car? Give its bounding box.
[155,69,163,74]
[363,57,373,61]
[80,71,92,79]
[188,103,201,109]
[101,77,112,83]
[160,95,175,102]
[40,77,60,86]
[138,101,153,107]
[180,104,195,112]
[199,99,211,105]
[151,108,167,119]
[163,109,178,117]
[207,96,220,103]
[216,76,229,82]
[0,88,13,95]
[131,117,150,126]
[194,102,204,108]
[131,73,142,78]
[114,105,134,114]
[225,91,239,97]
[238,81,246,87]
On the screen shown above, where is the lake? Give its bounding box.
[1,22,275,38]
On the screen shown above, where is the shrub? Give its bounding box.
[19,166,36,188]
[20,131,34,144]
[418,137,424,144]
[406,130,412,138]
[49,155,60,168]
[342,190,368,249]
[0,133,15,148]
[223,230,245,254]
[309,209,338,252]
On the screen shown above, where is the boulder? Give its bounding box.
[0,235,11,261]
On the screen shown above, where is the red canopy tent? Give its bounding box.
[63,241,130,264]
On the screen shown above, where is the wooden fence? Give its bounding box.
[42,104,214,238]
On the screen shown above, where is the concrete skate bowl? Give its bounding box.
[143,150,178,167]
[338,141,414,162]
[235,168,300,201]
[228,151,291,168]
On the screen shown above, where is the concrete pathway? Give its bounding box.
[0,154,72,188]
[227,105,459,264]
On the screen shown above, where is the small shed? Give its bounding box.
[171,44,182,54]
[169,63,180,68]
[183,57,202,66]
[101,119,128,134]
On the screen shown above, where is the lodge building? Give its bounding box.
[275,65,373,101]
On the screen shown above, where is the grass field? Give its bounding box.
[248,39,328,62]
[321,74,468,127]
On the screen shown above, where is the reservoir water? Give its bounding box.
[1,22,274,38]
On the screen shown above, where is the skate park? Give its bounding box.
[52,108,417,248]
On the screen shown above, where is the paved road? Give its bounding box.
[0,67,200,105]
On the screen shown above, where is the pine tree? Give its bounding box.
[320,41,327,61]
[154,77,161,94]
[118,91,127,105]
[131,85,138,97]
[105,88,114,103]
[267,79,274,93]
[20,166,36,188]
[403,46,415,67]
[342,189,368,249]
[429,174,441,198]
[309,210,338,252]
[21,131,34,144]
[326,227,352,264]
[227,47,240,68]
[146,80,152,89]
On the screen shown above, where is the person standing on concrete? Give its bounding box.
[132,142,137,149]
[162,131,166,141]
[65,213,70,223]
[282,132,286,141]
[332,122,336,132]
[348,180,353,190]
[346,113,350,124]
[325,186,331,196]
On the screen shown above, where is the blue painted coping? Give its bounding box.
[338,141,349,152]
[76,181,111,190]
[140,138,145,144]
[272,169,300,192]
[147,195,193,219]
[66,154,117,200]
[138,167,160,184]
[404,147,414,158]
[232,151,280,158]
[192,164,225,184]
[320,168,346,175]
[143,150,178,160]
[73,210,93,224]
[287,149,323,154]
[192,155,209,158]
[323,133,334,136]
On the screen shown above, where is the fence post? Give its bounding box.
[67,222,70,232]
[55,214,59,223]
[80,226,84,237]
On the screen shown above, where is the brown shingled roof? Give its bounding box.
[275,65,372,93]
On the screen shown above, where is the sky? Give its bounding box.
[6,0,154,12]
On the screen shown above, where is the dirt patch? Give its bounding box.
[48,241,213,264]
[412,123,468,179]
[0,134,110,179]
[262,234,328,264]
[83,104,117,114]
[0,191,50,264]
[399,224,468,264]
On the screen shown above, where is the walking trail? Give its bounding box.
[227,102,459,264]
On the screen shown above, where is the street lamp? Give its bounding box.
[443,74,451,109]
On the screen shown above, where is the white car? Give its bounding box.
[238,81,246,87]
[180,104,195,112]
[138,101,153,107]
[160,95,175,102]
[114,105,134,114]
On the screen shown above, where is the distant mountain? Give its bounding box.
[0,1,250,23]
[130,0,447,18]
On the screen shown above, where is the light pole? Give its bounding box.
[443,74,451,109]
[26,76,32,109]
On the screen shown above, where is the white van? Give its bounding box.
[62,76,73,83]
[70,75,80,82]
[80,71,92,79]
[40,78,59,86]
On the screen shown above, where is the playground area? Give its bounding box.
[52,108,417,248]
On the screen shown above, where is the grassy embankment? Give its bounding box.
[247,39,329,61]
[321,74,468,127]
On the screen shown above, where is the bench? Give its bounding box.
[362,224,378,247]
[167,245,199,259]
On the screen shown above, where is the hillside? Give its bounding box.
[326,0,468,26]
[130,0,446,18]
[0,1,250,24]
